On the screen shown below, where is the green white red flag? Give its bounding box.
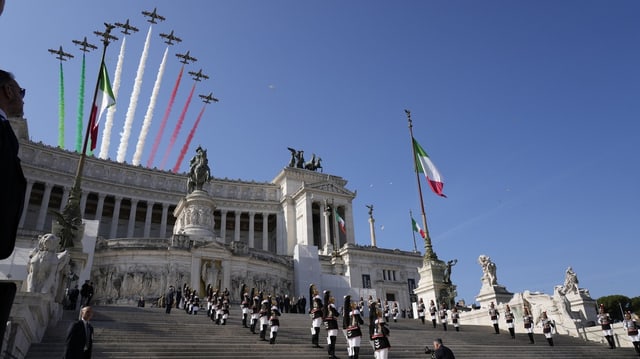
[411,217,426,239]
[335,209,346,234]
[413,137,446,198]
[89,61,115,151]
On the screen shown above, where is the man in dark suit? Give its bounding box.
[429,338,455,359]
[0,69,27,260]
[64,306,94,359]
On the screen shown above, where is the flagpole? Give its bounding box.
[409,210,418,253]
[58,23,118,249]
[406,109,438,261]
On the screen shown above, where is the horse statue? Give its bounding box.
[187,146,211,193]
[304,154,323,172]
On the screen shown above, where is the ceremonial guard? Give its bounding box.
[343,295,364,359]
[269,299,282,344]
[429,300,438,328]
[523,306,535,344]
[538,311,554,346]
[418,298,426,325]
[309,284,324,348]
[240,285,250,328]
[191,295,200,315]
[259,296,270,341]
[215,297,224,323]
[250,289,260,334]
[488,302,500,334]
[221,295,230,325]
[323,291,340,359]
[438,303,448,331]
[451,307,460,332]
[392,302,399,323]
[622,311,640,355]
[504,304,515,339]
[383,301,390,323]
[598,304,616,349]
[371,306,391,359]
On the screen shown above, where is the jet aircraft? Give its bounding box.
[94,23,118,44]
[114,19,139,35]
[176,50,197,64]
[142,8,166,24]
[48,46,74,61]
[188,69,209,82]
[72,37,98,53]
[159,30,182,45]
[199,93,219,104]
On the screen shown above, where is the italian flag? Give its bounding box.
[89,61,115,151]
[413,137,446,198]
[335,209,346,234]
[412,217,426,239]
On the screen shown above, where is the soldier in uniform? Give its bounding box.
[439,303,449,331]
[418,298,426,325]
[343,295,364,359]
[504,304,515,339]
[221,295,230,325]
[323,291,340,359]
[371,306,391,359]
[392,302,399,323]
[488,302,500,334]
[309,284,324,348]
[622,311,640,355]
[241,289,250,328]
[259,296,270,341]
[250,290,260,334]
[597,304,616,349]
[451,307,460,332]
[269,299,282,344]
[538,311,554,346]
[429,300,438,328]
[523,306,535,344]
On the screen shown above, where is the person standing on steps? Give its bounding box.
[538,311,554,346]
[488,302,500,334]
[372,306,391,359]
[429,300,438,328]
[344,295,364,359]
[323,291,340,359]
[504,304,515,339]
[598,304,616,349]
[269,299,281,344]
[309,284,324,348]
[63,306,94,359]
[451,307,460,332]
[623,311,640,355]
[418,298,426,325]
[165,286,175,314]
[523,306,535,344]
[439,303,448,331]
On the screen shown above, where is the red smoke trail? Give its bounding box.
[172,105,206,173]
[160,82,196,169]
[146,65,184,167]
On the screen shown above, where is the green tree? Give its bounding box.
[597,295,630,321]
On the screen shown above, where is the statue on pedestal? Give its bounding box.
[478,255,498,286]
[443,259,457,284]
[561,266,579,295]
[26,233,70,295]
[187,146,211,193]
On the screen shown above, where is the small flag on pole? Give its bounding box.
[413,137,446,198]
[335,209,346,234]
[411,217,426,239]
[89,61,115,151]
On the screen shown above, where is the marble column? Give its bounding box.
[95,194,106,222]
[59,187,70,212]
[144,201,155,238]
[19,179,34,228]
[80,191,89,217]
[220,210,227,243]
[234,211,241,243]
[110,196,123,238]
[323,204,332,254]
[127,199,138,237]
[36,183,53,231]
[262,213,269,252]
[248,212,255,248]
[160,203,169,238]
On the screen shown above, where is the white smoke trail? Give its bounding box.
[132,47,168,166]
[99,36,126,159]
[117,26,152,163]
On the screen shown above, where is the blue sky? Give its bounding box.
[2,1,639,304]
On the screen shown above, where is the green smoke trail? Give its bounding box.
[58,62,65,148]
[76,54,86,152]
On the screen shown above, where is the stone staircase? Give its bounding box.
[23,306,638,359]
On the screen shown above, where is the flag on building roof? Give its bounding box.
[411,217,426,239]
[89,61,115,151]
[413,137,446,198]
[335,209,346,234]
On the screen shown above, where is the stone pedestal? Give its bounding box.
[566,290,597,322]
[475,284,514,308]
[173,190,216,244]
[414,259,456,307]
